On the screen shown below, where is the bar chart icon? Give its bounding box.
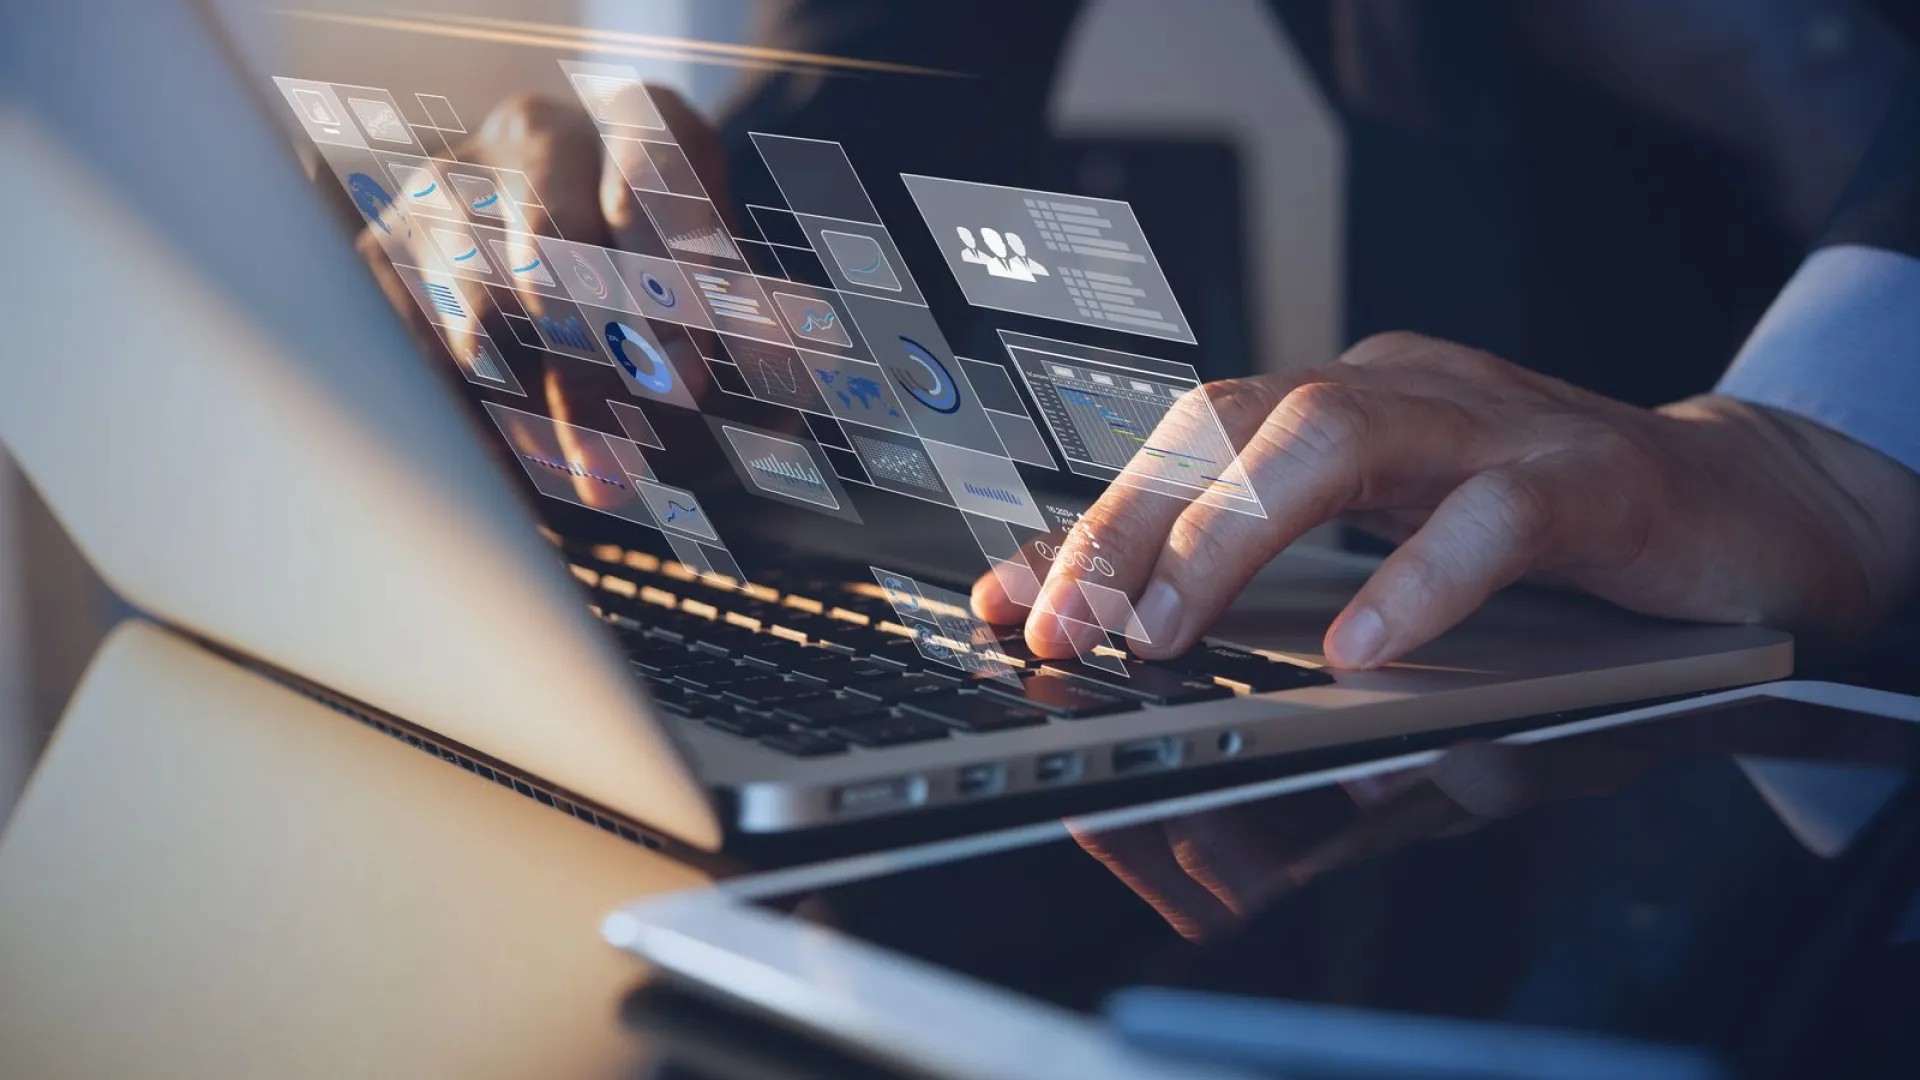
[721,425,841,511]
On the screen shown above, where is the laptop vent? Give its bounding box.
[227,647,671,852]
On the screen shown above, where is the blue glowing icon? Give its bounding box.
[347,172,396,233]
[882,575,920,614]
[914,623,956,662]
[816,369,900,418]
[422,281,466,319]
[606,321,674,394]
[640,272,677,309]
[891,336,961,414]
[962,482,1025,507]
[538,315,595,352]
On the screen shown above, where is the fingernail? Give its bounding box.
[1132,579,1184,649]
[1327,606,1386,668]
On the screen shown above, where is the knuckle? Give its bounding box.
[1460,468,1554,545]
[1268,381,1374,460]
[1581,428,1650,472]
[1341,333,1517,385]
[1339,331,1436,367]
[1421,344,1510,383]
[1165,511,1233,573]
[1074,503,1158,566]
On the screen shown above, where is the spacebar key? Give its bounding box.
[1041,659,1235,705]
[979,673,1138,719]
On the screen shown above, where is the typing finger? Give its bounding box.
[1125,381,1489,658]
[1024,376,1291,655]
[1323,457,1592,668]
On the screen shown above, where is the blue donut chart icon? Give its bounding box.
[891,336,961,414]
[640,272,677,309]
[605,321,675,395]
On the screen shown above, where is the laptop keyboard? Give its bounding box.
[563,542,1334,758]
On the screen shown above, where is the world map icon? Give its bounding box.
[816,370,900,417]
[843,376,891,413]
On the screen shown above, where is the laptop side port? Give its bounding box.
[955,763,1007,798]
[1112,737,1183,775]
[1034,751,1083,786]
[834,775,929,816]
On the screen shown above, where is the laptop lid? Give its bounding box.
[0,2,722,849]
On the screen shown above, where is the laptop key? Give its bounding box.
[1039,659,1236,706]
[643,679,690,704]
[773,697,891,728]
[979,673,1139,719]
[703,711,789,737]
[688,626,765,655]
[626,644,697,676]
[673,661,746,692]
[1163,643,1335,692]
[760,731,849,757]
[737,642,822,670]
[843,674,958,704]
[899,694,1050,733]
[833,713,953,747]
[722,677,834,707]
[786,658,903,686]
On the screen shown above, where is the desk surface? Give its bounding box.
[0,620,718,1080]
[9,621,1918,1080]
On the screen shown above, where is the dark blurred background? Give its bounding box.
[4,0,1914,822]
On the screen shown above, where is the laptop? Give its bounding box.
[0,1,1789,857]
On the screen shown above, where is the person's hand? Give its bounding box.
[974,332,1920,667]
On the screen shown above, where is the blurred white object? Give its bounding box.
[0,456,24,824]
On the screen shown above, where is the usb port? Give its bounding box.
[834,776,928,816]
[1035,752,1083,785]
[955,763,1006,798]
[1112,737,1182,775]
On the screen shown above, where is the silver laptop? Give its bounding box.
[0,1,1789,855]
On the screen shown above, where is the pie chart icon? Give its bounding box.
[891,336,960,414]
[605,321,675,395]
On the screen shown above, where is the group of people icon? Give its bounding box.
[956,226,1050,282]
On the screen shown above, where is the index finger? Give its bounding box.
[1017,376,1294,655]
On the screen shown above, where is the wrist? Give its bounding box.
[1661,394,1920,640]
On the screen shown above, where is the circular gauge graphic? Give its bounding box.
[890,336,961,414]
[569,252,610,301]
[604,321,675,395]
[640,272,678,309]
[913,623,957,663]
[346,172,396,234]
[881,575,920,614]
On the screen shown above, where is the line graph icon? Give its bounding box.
[636,480,719,541]
[771,291,853,348]
[756,355,801,396]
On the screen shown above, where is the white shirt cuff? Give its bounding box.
[1717,244,1920,476]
